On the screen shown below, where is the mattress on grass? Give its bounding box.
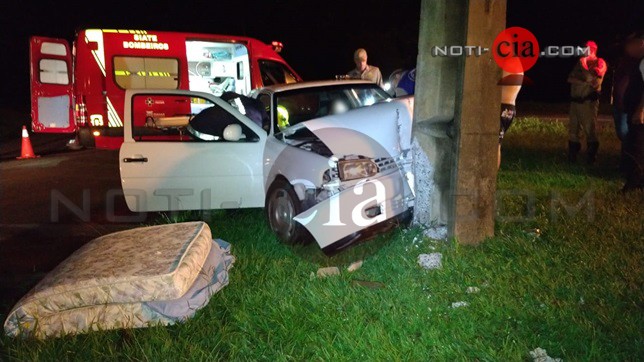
[4,221,235,339]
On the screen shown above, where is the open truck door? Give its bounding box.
[30,36,74,133]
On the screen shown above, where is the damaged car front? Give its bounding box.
[259,82,415,252]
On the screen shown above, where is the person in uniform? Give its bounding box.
[220,91,269,131]
[347,48,383,87]
[567,40,607,164]
[396,68,416,96]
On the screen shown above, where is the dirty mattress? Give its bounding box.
[4,221,234,338]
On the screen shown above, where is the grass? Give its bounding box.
[1,117,642,360]
[518,100,613,116]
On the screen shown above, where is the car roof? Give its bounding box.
[259,79,377,93]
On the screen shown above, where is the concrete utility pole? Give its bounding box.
[413,0,506,244]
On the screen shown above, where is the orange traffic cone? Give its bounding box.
[16,126,40,160]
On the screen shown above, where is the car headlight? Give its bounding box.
[338,159,379,181]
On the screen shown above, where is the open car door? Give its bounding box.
[30,36,74,133]
[119,90,267,212]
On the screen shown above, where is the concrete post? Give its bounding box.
[413,0,506,244]
[412,0,467,228]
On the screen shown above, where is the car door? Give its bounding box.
[29,37,75,133]
[119,89,266,212]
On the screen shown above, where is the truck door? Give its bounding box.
[29,37,74,133]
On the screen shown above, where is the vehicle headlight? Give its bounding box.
[338,159,379,181]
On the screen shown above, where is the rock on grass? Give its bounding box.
[529,347,562,362]
[418,253,442,270]
[316,267,340,278]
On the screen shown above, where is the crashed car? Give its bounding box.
[119,80,414,252]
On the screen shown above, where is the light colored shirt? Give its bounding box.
[348,65,383,86]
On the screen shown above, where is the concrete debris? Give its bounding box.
[529,347,562,362]
[423,226,448,240]
[347,260,363,272]
[418,253,442,270]
[450,301,469,308]
[316,267,340,278]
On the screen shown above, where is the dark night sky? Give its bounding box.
[0,0,642,111]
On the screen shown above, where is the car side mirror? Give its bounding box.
[223,124,243,141]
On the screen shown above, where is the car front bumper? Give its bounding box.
[294,169,413,249]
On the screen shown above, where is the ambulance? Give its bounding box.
[30,29,301,149]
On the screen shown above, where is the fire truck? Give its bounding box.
[30,29,301,149]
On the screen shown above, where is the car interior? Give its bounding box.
[130,94,259,142]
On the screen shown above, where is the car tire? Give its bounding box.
[398,207,413,227]
[266,179,310,245]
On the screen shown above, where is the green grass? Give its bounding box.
[518,100,613,116]
[1,117,642,360]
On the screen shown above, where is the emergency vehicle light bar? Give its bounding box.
[271,41,283,53]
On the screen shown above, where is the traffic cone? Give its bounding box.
[16,126,40,160]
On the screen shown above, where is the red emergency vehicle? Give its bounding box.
[30,29,301,149]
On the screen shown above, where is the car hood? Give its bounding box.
[283,99,413,159]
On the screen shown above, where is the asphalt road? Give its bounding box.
[0,147,158,315]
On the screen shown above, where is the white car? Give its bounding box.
[119,80,415,253]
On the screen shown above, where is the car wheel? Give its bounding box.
[266,179,309,244]
[398,207,414,227]
[78,127,95,148]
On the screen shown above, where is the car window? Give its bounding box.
[130,94,258,142]
[113,57,179,90]
[257,93,272,134]
[257,93,271,113]
[258,60,298,86]
[273,84,390,132]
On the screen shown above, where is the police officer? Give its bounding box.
[567,40,607,164]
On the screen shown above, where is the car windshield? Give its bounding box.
[274,84,390,132]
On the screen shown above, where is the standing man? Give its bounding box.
[612,38,639,143]
[567,40,607,164]
[347,48,383,87]
[621,33,644,192]
[613,33,642,172]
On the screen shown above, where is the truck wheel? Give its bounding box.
[266,179,310,245]
[78,128,95,148]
